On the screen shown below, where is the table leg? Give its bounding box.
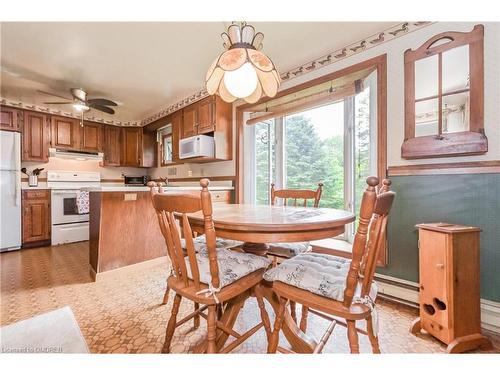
[260,281,316,353]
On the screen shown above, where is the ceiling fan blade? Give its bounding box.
[87,98,118,106]
[43,101,73,104]
[37,90,72,101]
[89,103,115,114]
[71,88,87,102]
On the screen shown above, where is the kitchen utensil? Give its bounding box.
[21,167,29,176]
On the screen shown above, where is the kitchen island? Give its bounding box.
[87,184,234,280]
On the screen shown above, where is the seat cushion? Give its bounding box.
[264,252,377,302]
[186,248,271,288]
[267,242,311,258]
[181,235,244,252]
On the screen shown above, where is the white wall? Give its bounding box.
[22,159,146,180]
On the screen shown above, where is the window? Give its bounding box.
[157,124,173,166]
[249,71,377,241]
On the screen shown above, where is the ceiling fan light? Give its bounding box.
[73,103,90,112]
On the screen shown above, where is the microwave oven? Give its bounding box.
[179,135,215,159]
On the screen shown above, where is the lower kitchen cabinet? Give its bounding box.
[22,190,51,247]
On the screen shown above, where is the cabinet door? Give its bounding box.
[197,97,215,134]
[22,111,50,162]
[121,127,142,167]
[171,111,181,162]
[22,190,51,244]
[0,107,21,132]
[81,122,103,152]
[102,125,121,166]
[181,106,197,139]
[51,115,80,150]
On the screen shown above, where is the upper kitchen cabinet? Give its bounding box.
[101,125,121,166]
[120,127,154,168]
[80,121,103,152]
[22,110,50,162]
[0,106,22,132]
[178,95,232,161]
[121,127,142,167]
[181,105,197,139]
[51,115,80,150]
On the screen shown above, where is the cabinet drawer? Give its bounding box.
[211,191,231,203]
[23,190,50,200]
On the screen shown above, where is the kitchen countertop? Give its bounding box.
[21,182,50,190]
[85,184,234,192]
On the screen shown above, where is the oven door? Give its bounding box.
[51,190,89,225]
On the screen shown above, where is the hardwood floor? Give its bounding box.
[1,242,499,354]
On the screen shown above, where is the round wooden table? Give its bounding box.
[187,203,355,353]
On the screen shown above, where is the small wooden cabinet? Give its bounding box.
[197,96,215,134]
[102,125,121,166]
[411,223,492,353]
[81,121,103,152]
[180,96,220,139]
[22,110,50,162]
[22,190,51,247]
[120,127,143,167]
[51,115,80,150]
[0,106,22,132]
[181,105,198,139]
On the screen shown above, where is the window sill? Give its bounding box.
[310,238,352,259]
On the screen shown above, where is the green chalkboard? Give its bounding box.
[378,173,500,302]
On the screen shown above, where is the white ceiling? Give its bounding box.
[1,22,397,122]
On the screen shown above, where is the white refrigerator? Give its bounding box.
[0,130,22,251]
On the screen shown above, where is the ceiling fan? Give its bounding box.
[39,88,118,114]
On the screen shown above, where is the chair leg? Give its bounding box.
[193,302,200,328]
[161,284,170,305]
[299,305,308,333]
[162,293,182,353]
[290,301,297,323]
[366,316,381,353]
[254,285,272,342]
[346,320,360,354]
[207,305,217,353]
[268,296,287,354]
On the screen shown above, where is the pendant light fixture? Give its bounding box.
[206,22,280,104]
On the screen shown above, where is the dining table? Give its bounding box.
[185,203,355,353]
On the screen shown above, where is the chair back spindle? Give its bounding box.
[148,179,219,292]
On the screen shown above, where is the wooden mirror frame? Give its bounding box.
[402,24,487,159]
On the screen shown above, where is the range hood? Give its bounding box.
[49,148,104,161]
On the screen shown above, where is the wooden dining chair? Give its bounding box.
[148,179,272,353]
[267,182,323,323]
[264,177,395,353]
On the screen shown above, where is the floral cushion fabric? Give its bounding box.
[185,248,271,288]
[180,235,244,252]
[263,252,378,302]
[267,242,311,258]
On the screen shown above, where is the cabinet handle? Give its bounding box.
[436,263,444,269]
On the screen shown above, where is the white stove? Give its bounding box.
[47,171,101,245]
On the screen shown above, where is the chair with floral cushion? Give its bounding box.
[148,179,272,353]
[264,177,395,353]
[266,182,323,323]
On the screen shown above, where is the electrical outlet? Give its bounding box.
[167,167,177,176]
[124,193,137,201]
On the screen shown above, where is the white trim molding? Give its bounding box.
[375,273,500,334]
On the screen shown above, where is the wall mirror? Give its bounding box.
[402,24,487,159]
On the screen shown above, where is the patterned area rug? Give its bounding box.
[1,242,499,354]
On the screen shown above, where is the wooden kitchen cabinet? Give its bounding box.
[0,106,22,132]
[181,105,197,139]
[120,127,142,167]
[22,110,50,162]
[22,189,51,247]
[51,115,80,150]
[102,125,121,166]
[81,121,103,152]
